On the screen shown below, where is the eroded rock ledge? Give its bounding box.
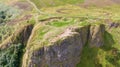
[22,24,105,67]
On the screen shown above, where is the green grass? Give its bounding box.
[47,18,75,27]
[0,25,14,43]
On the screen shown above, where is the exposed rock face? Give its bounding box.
[108,22,120,29]
[22,24,105,67]
[14,24,34,45]
[89,24,105,47]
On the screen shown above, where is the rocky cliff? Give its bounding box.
[22,24,105,67]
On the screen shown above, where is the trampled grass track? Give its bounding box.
[26,0,44,14]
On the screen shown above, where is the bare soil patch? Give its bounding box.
[7,14,32,25]
[104,19,120,29]
[12,1,32,11]
[79,0,120,7]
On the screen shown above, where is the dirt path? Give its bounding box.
[26,0,56,23]
[26,0,44,14]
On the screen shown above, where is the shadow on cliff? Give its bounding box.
[101,31,115,51]
[76,31,115,67]
[76,44,100,67]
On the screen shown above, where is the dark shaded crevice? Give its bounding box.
[13,24,34,45]
[101,31,115,51]
[85,25,91,46]
[15,24,34,67]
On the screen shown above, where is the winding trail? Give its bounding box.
[26,0,55,23]
[26,0,44,14]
